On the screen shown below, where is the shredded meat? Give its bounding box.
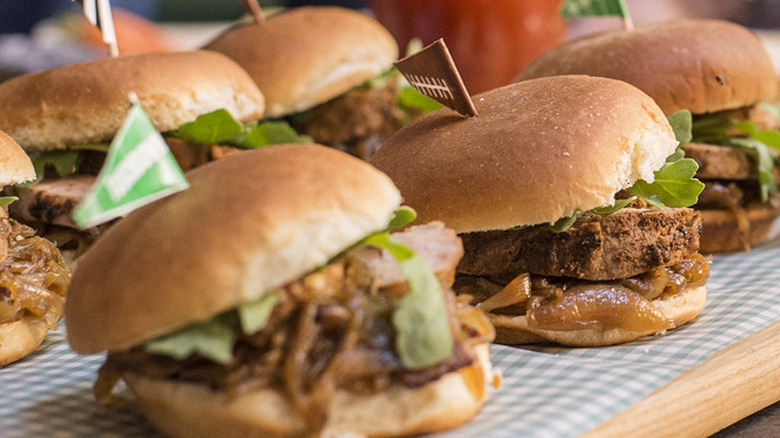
[289,80,410,160]
[0,212,70,330]
[459,206,702,282]
[97,224,493,433]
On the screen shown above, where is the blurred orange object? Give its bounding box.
[78,9,174,55]
[372,0,564,94]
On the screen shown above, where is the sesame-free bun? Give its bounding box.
[492,285,707,347]
[0,130,35,186]
[517,19,777,115]
[0,51,265,153]
[204,7,398,118]
[123,343,492,438]
[699,205,780,253]
[371,75,678,233]
[65,145,401,354]
[0,317,47,367]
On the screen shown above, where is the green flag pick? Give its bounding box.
[72,99,189,229]
[560,0,634,31]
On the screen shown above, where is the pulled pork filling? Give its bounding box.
[0,213,70,328]
[96,225,493,432]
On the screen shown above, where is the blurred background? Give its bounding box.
[2,0,780,91]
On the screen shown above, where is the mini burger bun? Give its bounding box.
[516,19,777,115]
[0,317,47,367]
[204,7,398,118]
[65,145,401,354]
[699,205,780,253]
[0,129,35,185]
[123,344,492,438]
[491,285,707,347]
[0,51,265,153]
[371,75,678,233]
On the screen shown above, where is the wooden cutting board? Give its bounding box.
[583,320,780,437]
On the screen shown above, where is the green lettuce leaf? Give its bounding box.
[388,206,417,230]
[667,110,692,146]
[363,232,453,370]
[732,120,780,151]
[0,196,18,207]
[628,158,705,208]
[549,211,583,233]
[238,292,278,335]
[144,313,237,364]
[20,150,83,187]
[591,196,638,215]
[730,138,777,202]
[174,109,243,145]
[242,121,312,148]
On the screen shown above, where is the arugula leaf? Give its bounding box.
[550,211,583,233]
[242,121,311,148]
[667,110,692,145]
[731,138,777,202]
[238,292,279,335]
[398,87,443,113]
[0,196,18,207]
[388,206,417,230]
[363,232,453,370]
[174,109,243,145]
[691,117,732,144]
[144,312,237,364]
[591,196,638,215]
[19,150,83,187]
[628,158,705,208]
[732,120,780,151]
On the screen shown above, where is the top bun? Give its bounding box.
[371,75,677,233]
[66,144,401,353]
[204,7,398,118]
[517,20,777,115]
[0,51,265,153]
[0,130,35,186]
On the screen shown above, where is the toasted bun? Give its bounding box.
[204,7,398,118]
[0,51,265,153]
[699,205,780,253]
[65,145,401,353]
[517,20,777,115]
[123,343,491,438]
[0,130,35,185]
[491,285,707,347]
[0,317,47,367]
[371,75,678,233]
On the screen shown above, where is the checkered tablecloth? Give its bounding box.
[2,238,779,438]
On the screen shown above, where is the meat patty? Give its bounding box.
[683,142,754,180]
[10,175,95,229]
[458,207,702,281]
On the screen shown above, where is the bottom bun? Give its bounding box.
[699,204,779,253]
[124,344,492,438]
[491,285,707,347]
[0,316,47,367]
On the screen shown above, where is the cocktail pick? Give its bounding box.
[72,0,119,56]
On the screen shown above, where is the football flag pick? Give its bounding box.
[72,98,189,229]
[393,39,477,117]
[241,0,266,24]
[560,0,634,31]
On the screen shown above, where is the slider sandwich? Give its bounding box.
[0,130,69,367]
[0,50,271,256]
[65,145,495,437]
[518,19,780,252]
[372,76,709,347]
[204,6,440,160]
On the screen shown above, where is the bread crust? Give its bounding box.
[0,317,47,367]
[123,344,492,438]
[699,205,780,253]
[0,130,35,186]
[204,7,397,118]
[517,19,777,115]
[491,286,707,347]
[0,51,265,152]
[371,76,677,232]
[65,145,401,354]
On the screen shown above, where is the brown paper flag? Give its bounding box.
[394,39,478,117]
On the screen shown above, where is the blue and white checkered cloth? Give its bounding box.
[2,237,779,437]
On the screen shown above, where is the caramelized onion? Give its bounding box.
[526,284,670,333]
[478,273,531,313]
